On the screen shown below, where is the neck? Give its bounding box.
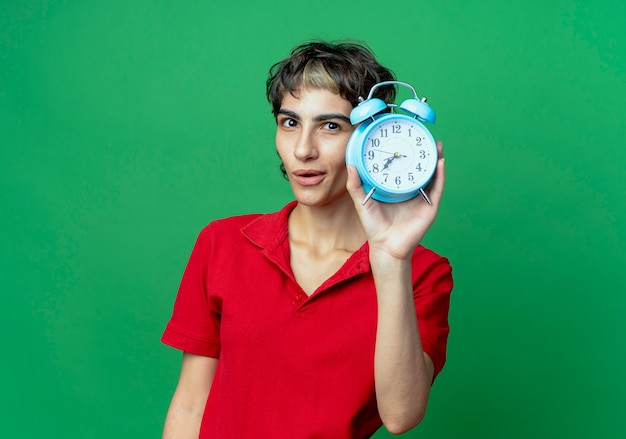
[288,196,366,254]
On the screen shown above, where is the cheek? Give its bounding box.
[332,137,350,165]
[275,132,288,159]
[332,151,349,181]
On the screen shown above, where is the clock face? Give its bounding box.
[360,116,437,192]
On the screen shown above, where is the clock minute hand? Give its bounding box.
[378,150,407,157]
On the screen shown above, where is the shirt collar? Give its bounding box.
[240,201,371,288]
[240,200,297,250]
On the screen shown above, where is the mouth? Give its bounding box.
[292,169,325,186]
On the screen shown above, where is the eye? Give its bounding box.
[280,118,298,128]
[324,121,340,131]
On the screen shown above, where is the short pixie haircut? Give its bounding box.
[266,40,396,117]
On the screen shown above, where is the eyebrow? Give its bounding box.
[277,109,352,124]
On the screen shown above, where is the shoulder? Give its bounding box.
[193,214,264,251]
[412,244,451,268]
[202,213,264,235]
[411,245,453,290]
[195,201,296,248]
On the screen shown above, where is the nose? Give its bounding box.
[293,127,318,161]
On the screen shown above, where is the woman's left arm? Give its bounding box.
[368,250,435,435]
[346,142,445,435]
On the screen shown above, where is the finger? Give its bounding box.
[428,148,446,206]
[437,140,444,160]
[345,165,367,205]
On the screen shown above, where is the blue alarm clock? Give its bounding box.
[345,81,438,204]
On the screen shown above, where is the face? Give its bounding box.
[276,87,355,208]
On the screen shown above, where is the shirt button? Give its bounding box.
[295,293,303,301]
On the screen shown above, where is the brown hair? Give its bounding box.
[266,40,396,117]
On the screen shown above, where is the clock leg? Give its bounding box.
[419,188,432,205]
[362,187,377,205]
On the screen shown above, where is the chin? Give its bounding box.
[293,189,350,209]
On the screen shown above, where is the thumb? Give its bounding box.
[345,165,366,205]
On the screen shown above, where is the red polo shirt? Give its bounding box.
[162,201,453,438]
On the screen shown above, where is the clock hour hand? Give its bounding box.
[381,156,395,171]
[380,152,407,171]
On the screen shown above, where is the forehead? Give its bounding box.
[280,87,352,116]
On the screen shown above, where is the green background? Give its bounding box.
[2,0,625,437]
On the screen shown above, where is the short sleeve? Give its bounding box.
[412,252,453,381]
[161,225,222,358]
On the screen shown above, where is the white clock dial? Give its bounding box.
[362,118,437,191]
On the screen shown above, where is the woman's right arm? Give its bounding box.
[163,352,218,439]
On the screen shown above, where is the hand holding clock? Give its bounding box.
[346,141,445,261]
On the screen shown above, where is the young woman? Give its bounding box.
[162,41,452,438]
